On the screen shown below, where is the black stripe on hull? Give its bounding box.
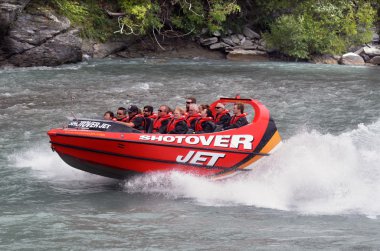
[58,153,139,179]
[254,116,278,153]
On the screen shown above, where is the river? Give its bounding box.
[1,59,380,250]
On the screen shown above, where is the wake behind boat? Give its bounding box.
[47,97,282,179]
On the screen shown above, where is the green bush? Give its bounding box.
[51,0,116,42]
[264,0,377,59]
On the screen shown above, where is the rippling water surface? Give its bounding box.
[1,59,380,250]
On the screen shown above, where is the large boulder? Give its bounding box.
[8,30,82,67]
[310,54,339,64]
[369,56,380,65]
[339,52,365,65]
[2,7,82,67]
[0,0,30,37]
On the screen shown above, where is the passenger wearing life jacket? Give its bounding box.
[167,107,188,134]
[143,105,157,119]
[116,107,128,122]
[103,111,116,121]
[214,103,231,128]
[195,108,216,134]
[185,97,196,113]
[122,105,145,131]
[186,103,201,130]
[224,103,248,130]
[152,105,172,133]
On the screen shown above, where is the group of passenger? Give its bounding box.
[103,97,248,134]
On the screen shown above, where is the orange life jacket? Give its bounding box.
[166,117,186,133]
[215,110,229,123]
[186,114,201,127]
[229,113,247,125]
[152,114,172,132]
[195,117,214,132]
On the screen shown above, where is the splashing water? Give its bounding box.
[124,120,380,217]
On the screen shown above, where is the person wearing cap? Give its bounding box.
[122,105,145,131]
[224,103,248,130]
[214,103,231,128]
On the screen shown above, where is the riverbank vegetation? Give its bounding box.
[43,0,379,59]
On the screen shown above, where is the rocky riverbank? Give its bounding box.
[1,0,379,68]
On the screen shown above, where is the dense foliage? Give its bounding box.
[263,0,377,59]
[44,0,379,58]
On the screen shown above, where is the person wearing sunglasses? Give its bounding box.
[214,103,231,129]
[185,97,196,113]
[116,107,128,122]
[152,105,172,133]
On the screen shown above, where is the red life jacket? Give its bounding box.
[152,114,172,132]
[117,117,128,122]
[215,109,229,123]
[195,117,214,132]
[148,113,158,119]
[127,114,145,128]
[166,117,186,133]
[229,113,247,125]
[186,114,201,127]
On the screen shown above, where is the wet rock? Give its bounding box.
[227,49,268,61]
[339,52,365,65]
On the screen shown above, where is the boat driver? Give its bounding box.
[224,103,248,130]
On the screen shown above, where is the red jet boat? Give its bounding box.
[47,97,282,180]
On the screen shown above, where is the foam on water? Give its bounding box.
[125,120,380,217]
[9,120,380,217]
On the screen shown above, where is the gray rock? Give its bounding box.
[227,49,268,61]
[243,27,260,39]
[8,12,70,46]
[372,33,379,44]
[363,46,380,56]
[93,42,127,58]
[0,0,30,37]
[369,56,380,65]
[212,30,221,37]
[9,29,82,67]
[230,34,240,44]
[339,52,365,65]
[209,42,229,50]
[310,55,338,64]
[237,34,245,41]
[199,37,218,46]
[221,37,236,46]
